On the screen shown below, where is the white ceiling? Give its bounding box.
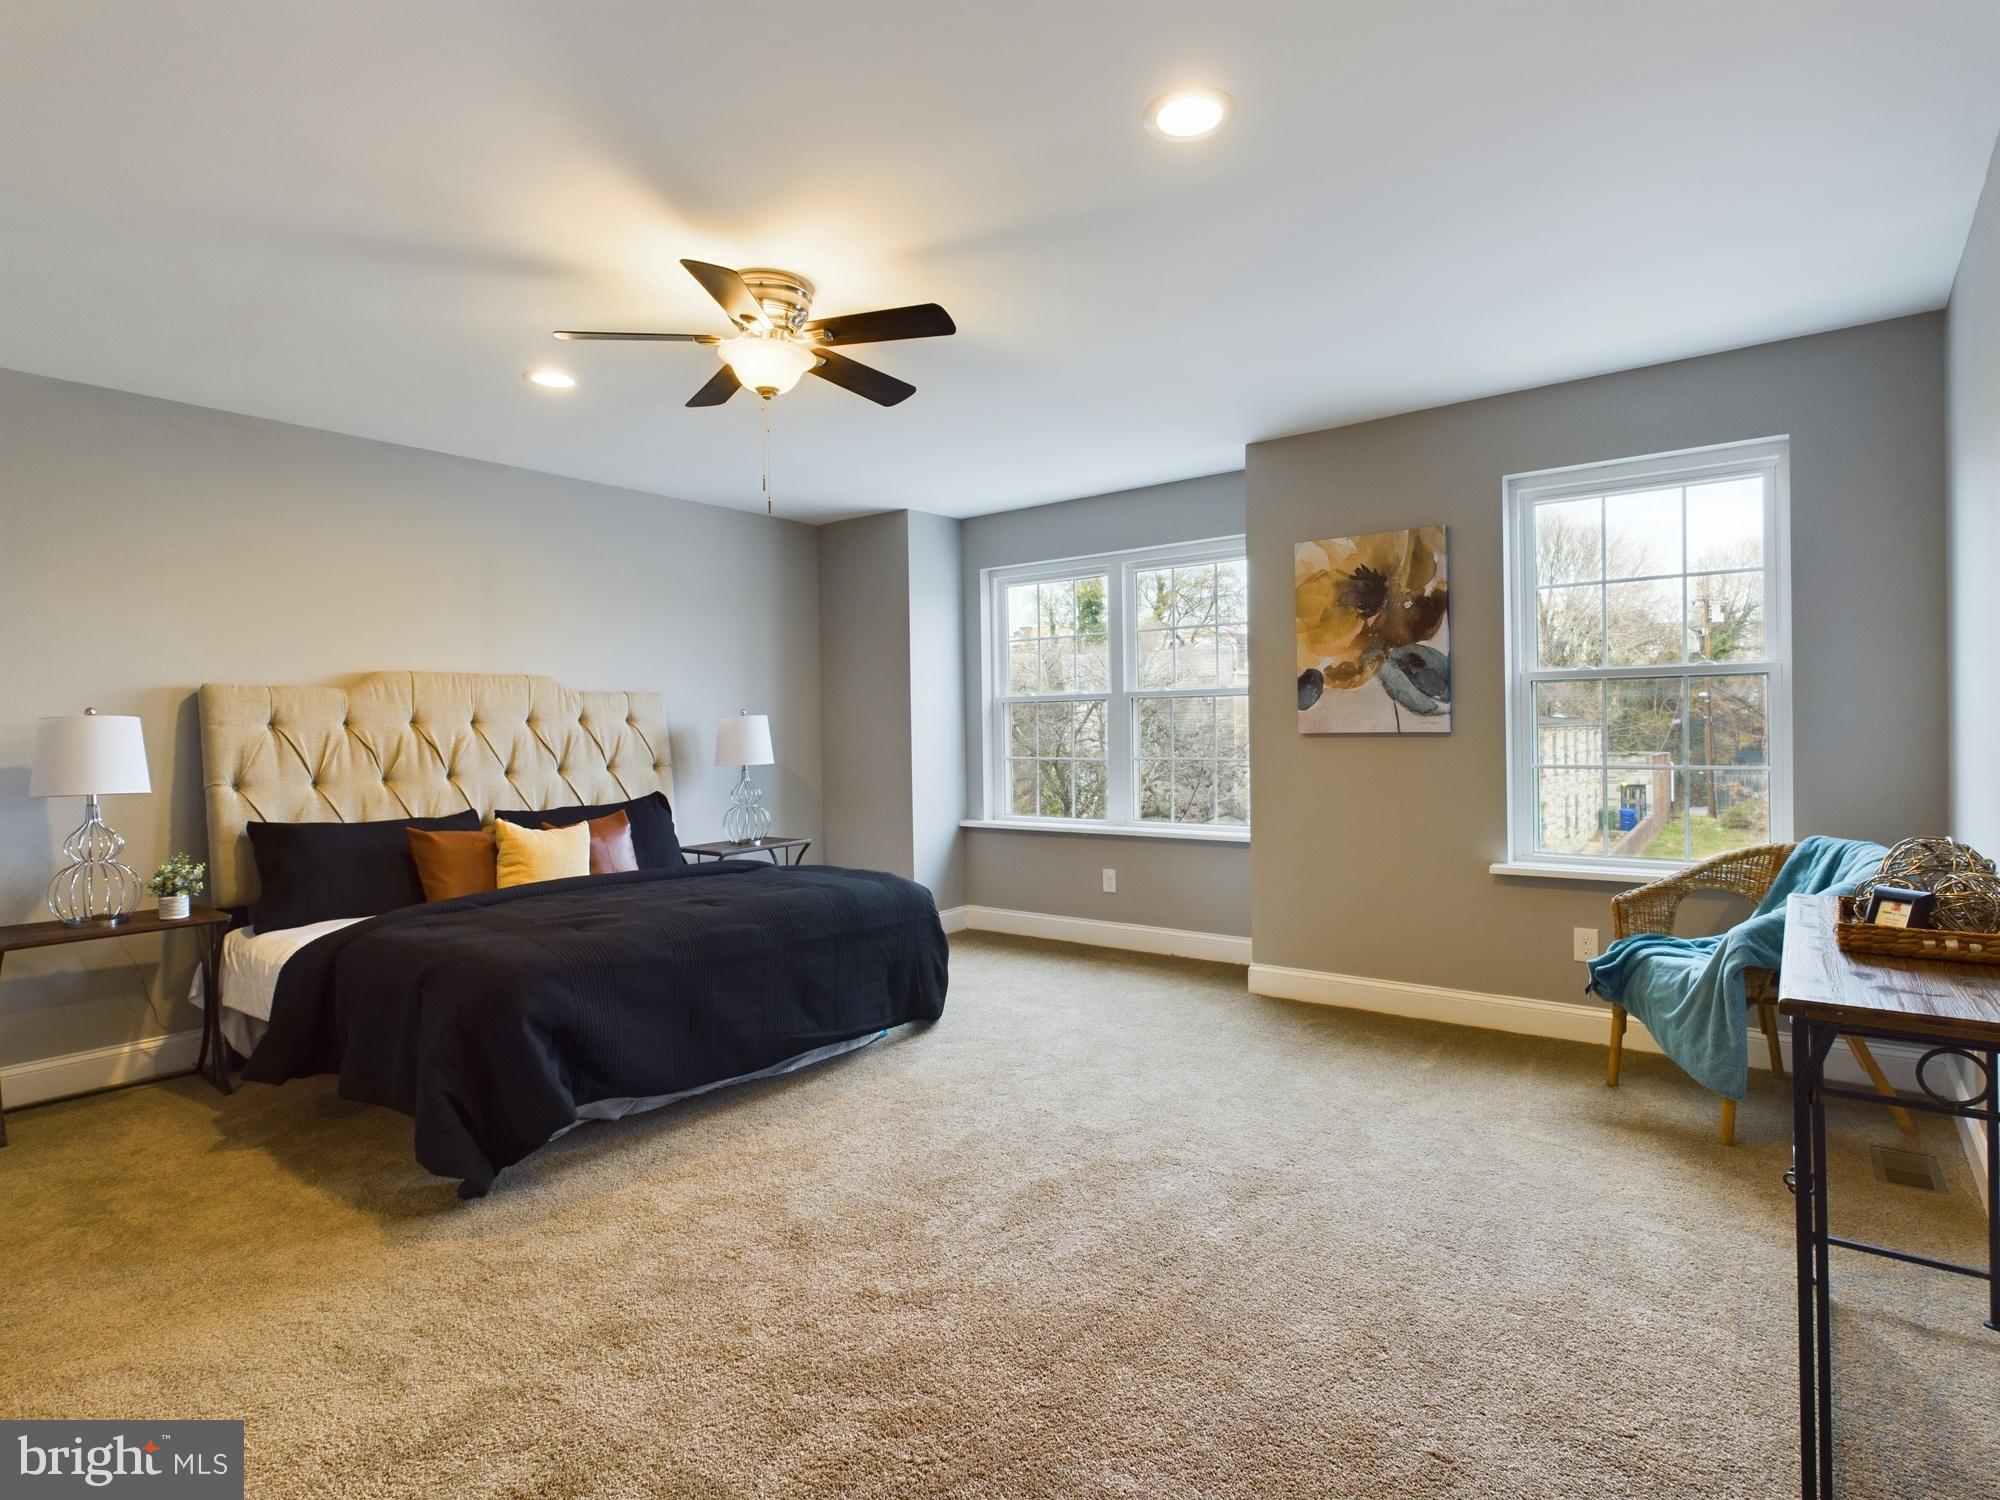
[4,2,1998,523]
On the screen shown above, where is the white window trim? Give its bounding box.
[979,535,1249,833]
[959,817,1249,845]
[1499,437,1794,876]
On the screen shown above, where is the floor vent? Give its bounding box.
[1870,1145,1946,1193]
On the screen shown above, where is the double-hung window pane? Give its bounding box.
[1002,575,1109,819]
[1132,559,1249,826]
[991,545,1248,829]
[1515,446,1785,867]
[1133,559,1249,691]
[1006,699,1107,818]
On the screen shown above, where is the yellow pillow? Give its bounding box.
[492,819,591,888]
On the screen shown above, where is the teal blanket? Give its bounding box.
[1585,836,1885,1099]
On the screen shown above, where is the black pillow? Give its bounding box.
[496,791,684,868]
[247,811,483,932]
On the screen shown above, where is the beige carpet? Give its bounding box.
[4,934,1994,1498]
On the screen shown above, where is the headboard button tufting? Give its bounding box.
[199,674,669,910]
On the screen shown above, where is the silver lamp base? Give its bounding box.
[49,794,141,925]
[722,768,772,844]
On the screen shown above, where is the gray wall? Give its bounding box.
[0,368,822,1067]
[817,508,967,909]
[818,511,917,880]
[908,510,967,909]
[959,471,1250,934]
[1949,137,2000,856]
[1248,315,1949,999]
[963,832,1250,936]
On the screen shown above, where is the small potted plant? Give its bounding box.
[147,852,205,920]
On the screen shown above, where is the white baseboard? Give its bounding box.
[1246,962,1933,1094]
[952,906,1251,965]
[1251,963,1612,1045]
[1,1028,202,1111]
[937,905,970,934]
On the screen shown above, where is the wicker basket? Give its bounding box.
[1834,896,2000,966]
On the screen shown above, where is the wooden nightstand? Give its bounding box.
[0,905,234,1145]
[682,837,813,868]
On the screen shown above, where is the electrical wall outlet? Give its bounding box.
[1572,927,1599,963]
[1102,868,1117,893]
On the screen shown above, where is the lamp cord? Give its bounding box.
[116,937,175,1033]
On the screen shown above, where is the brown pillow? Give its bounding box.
[406,826,498,902]
[545,809,638,875]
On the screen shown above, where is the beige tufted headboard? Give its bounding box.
[199,671,672,910]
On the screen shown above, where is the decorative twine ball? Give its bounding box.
[1881,835,1996,883]
[1929,872,2000,934]
[1852,836,2000,923]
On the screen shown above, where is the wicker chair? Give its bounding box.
[1604,842,1915,1145]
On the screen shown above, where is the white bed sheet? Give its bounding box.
[188,919,362,1056]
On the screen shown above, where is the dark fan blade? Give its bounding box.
[807,348,915,406]
[804,302,955,347]
[680,259,768,328]
[554,330,718,342]
[685,364,741,407]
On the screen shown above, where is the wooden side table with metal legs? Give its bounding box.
[0,905,235,1146]
[1778,894,2000,1498]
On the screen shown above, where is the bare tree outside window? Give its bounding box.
[1133,560,1248,824]
[991,543,1250,829]
[1004,575,1109,818]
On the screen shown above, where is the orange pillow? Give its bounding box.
[406,826,497,902]
[545,810,638,875]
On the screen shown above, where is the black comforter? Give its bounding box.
[244,861,949,1195]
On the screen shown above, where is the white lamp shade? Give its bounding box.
[718,336,816,396]
[716,714,775,768]
[32,713,151,797]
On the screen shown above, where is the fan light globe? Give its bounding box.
[720,336,816,396]
[1145,87,1231,141]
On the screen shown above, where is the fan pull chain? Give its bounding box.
[759,395,774,516]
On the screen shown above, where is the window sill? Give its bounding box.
[1488,859,1688,886]
[961,818,1250,846]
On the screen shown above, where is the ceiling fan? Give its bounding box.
[555,260,955,408]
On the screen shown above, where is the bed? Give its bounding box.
[198,671,949,1196]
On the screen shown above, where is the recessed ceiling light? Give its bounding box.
[1144,87,1231,142]
[525,369,576,389]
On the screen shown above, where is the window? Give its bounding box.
[986,538,1249,834]
[1502,439,1791,872]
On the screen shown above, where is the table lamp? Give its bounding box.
[31,708,151,925]
[715,710,774,844]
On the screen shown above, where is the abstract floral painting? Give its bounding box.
[1295,525,1451,734]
